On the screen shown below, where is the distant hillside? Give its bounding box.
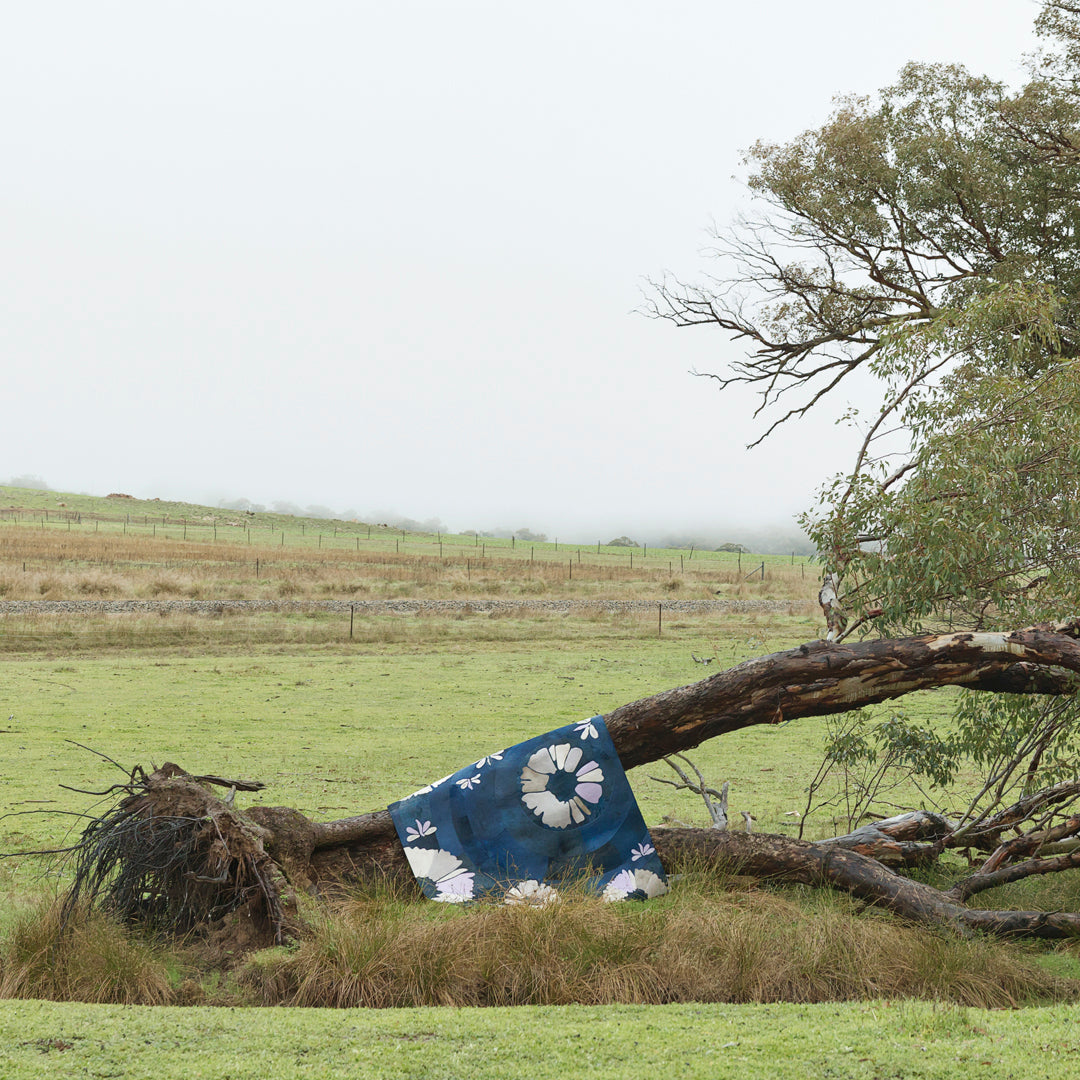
[0,483,816,556]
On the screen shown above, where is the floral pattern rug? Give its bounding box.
[388,716,668,904]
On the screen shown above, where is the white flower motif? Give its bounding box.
[405,774,451,800]
[456,773,482,791]
[404,847,476,901]
[574,718,599,741]
[474,752,504,769]
[630,842,655,861]
[602,868,667,902]
[504,880,561,906]
[405,819,437,843]
[520,742,604,828]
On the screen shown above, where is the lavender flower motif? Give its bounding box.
[631,842,655,861]
[405,819,437,843]
[474,752,505,769]
[434,875,475,903]
[574,719,599,741]
[520,742,604,828]
[456,773,482,791]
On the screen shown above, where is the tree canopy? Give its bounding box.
[648,1,1080,636]
[646,2,1080,839]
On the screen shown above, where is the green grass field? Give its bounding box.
[2,486,1080,1075]
[6,998,1080,1080]
[0,624,926,856]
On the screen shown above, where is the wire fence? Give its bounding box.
[0,508,813,576]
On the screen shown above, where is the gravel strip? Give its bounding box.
[0,598,801,616]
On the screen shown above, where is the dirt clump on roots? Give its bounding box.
[61,762,304,962]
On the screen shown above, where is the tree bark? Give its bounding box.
[650,827,1080,939]
[302,624,1080,873]
[810,811,955,868]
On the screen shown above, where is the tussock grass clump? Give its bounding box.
[239,876,1071,1009]
[75,572,121,596]
[0,900,173,1004]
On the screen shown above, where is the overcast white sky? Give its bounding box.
[1,1,1044,541]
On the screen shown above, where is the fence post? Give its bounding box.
[658,603,662,638]
[350,604,354,639]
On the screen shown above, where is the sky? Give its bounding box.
[1,1,1046,543]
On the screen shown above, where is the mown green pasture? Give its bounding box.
[4,998,1080,1080]
[0,611,832,855]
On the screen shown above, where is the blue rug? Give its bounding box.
[389,716,668,903]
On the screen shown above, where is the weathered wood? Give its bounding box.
[949,849,1080,903]
[651,827,1080,939]
[604,624,1080,770]
[813,811,955,867]
[265,625,1080,874]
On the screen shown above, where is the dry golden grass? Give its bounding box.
[0,874,1069,1009]
[237,874,1069,1009]
[0,522,817,606]
[0,900,173,1005]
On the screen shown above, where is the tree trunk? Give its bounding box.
[299,623,1080,874]
[56,622,1080,947]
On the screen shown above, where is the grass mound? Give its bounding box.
[238,874,1073,1009]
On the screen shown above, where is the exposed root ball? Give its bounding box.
[62,763,299,947]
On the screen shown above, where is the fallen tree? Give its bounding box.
[51,619,1080,951]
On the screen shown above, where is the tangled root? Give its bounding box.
[61,762,300,947]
